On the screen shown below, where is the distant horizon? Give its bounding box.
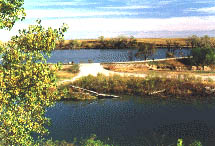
[1,30,215,42]
[1,0,215,42]
[61,33,215,41]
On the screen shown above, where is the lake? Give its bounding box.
[46,96,215,146]
[47,48,190,63]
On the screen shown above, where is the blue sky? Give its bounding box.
[1,0,215,41]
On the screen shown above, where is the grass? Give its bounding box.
[136,38,188,46]
[71,73,215,99]
[58,38,189,47]
[62,91,97,101]
[102,58,215,82]
[62,64,80,73]
[56,64,79,82]
[56,38,191,50]
[102,58,190,73]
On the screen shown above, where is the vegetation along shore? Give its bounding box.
[2,0,215,145]
[56,35,215,50]
[58,34,215,101]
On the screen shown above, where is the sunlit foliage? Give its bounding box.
[0,20,68,145]
[0,0,26,29]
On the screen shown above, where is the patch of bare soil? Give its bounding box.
[102,59,215,81]
[102,59,187,73]
[102,63,149,73]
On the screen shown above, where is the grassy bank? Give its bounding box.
[71,73,214,100]
[56,64,79,82]
[56,37,190,50]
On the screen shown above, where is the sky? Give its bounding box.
[1,0,215,41]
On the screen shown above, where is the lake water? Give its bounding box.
[45,48,200,145]
[46,96,215,146]
[47,48,190,63]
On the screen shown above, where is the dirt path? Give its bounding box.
[72,63,147,81]
[60,62,215,85]
[60,63,146,84]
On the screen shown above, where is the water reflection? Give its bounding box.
[46,96,215,146]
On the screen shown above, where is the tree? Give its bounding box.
[128,36,137,49]
[98,36,104,42]
[165,40,181,58]
[199,35,211,48]
[165,39,175,58]
[135,43,157,60]
[166,39,172,52]
[98,36,106,49]
[114,36,129,49]
[0,1,68,144]
[0,20,68,145]
[70,40,81,49]
[0,0,26,29]
[190,35,215,68]
[187,35,200,49]
[191,47,215,68]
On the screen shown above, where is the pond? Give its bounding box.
[47,48,190,63]
[46,96,215,146]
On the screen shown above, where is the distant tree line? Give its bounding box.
[57,35,215,65]
[95,36,138,49]
[57,36,139,50]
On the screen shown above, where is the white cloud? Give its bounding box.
[158,0,174,5]
[194,1,215,4]
[29,1,97,6]
[99,5,152,9]
[45,16,215,32]
[25,9,139,18]
[186,6,215,13]
[1,16,215,41]
[24,0,96,7]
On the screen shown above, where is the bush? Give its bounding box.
[191,47,215,67]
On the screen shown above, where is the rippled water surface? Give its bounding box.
[46,97,215,146]
[47,48,190,63]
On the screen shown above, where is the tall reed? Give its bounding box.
[72,73,214,98]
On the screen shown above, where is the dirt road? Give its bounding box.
[60,62,215,85]
[60,63,146,84]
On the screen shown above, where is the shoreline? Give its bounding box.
[56,37,191,50]
[58,57,215,101]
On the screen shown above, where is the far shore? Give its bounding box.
[56,37,192,50]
